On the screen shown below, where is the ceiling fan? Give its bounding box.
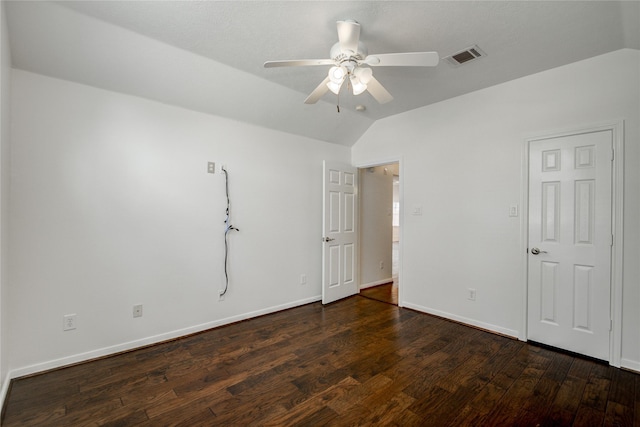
[264,20,439,105]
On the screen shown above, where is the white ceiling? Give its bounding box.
[5,1,639,146]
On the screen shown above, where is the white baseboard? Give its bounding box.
[8,295,322,380]
[0,371,10,410]
[360,278,393,290]
[621,358,640,373]
[402,302,519,339]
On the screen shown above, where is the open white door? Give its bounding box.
[527,130,612,361]
[322,161,358,304]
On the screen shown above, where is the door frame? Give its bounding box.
[520,120,624,366]
[354,156,404,307]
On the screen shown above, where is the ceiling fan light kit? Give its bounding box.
[264,20,439,105]
[327,66,346,94]
[350,75,367,96]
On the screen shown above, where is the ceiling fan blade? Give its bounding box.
[264,59,335,68]
[304,76,331,104]
[337,20,360,54]
[364,52,439,67]
[366,76,393,104]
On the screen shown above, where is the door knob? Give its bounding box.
[531,247,548,255]
[322,237,335,242]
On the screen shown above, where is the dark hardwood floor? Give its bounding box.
[3,296,638,426]
[360,281,398,305]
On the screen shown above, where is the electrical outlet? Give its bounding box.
[509,205,519,217]
[63,314,77,331]
[468,288,476,301]
[133,304,143,318]
[207,162,216,174]
[300,274,307,285]
[379,261,384,270]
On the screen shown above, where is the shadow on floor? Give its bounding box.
[359,280,398,305]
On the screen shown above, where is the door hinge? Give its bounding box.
[611,234,614,247]
[611,148,615,161]
[610,319,613,331]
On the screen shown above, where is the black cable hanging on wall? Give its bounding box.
[221,166,239,297]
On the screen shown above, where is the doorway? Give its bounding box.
[358,162,399,305]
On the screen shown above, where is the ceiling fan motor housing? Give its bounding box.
[330,42,368,63]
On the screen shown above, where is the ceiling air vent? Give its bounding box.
[444,45,486,67]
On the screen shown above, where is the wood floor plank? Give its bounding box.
[608,368,637,408]
[403,329,486,399]
[208,400,290,426]
[261,376,357,426]
[568,356,595,380]
[290,364,351,397]
[261,393,338,426]
[145,387,231,421]
[34,391,145,427]
[3,296,638,426]
[633,375,640,426]
[335,391,416,426]
[342,346,403,382]
[359,282,398,305]
[326,373,393,415]
[545,373,589,425]
[382,312,446,352]
[225,358,300,397]
[406,384,455,426]
[98,410,150,427]
[448,382,509,426]
[459,337,522,392]
[582,366,614,412]
[573,404,606,426]
[490,345,539,390]
[1,403,66,426]
[518,351,573,418]
[604,401,634,427]
[433,333,515,394]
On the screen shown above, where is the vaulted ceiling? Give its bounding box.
[5,1,639,146]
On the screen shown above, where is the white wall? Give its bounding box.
[6,48,639,381]
[359,165,394,288]
[0,0,11,397]
[8,70,350,376]
[352,49,640,368]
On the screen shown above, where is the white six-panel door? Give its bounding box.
[322,161,358,304]
[527,130,613,361]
